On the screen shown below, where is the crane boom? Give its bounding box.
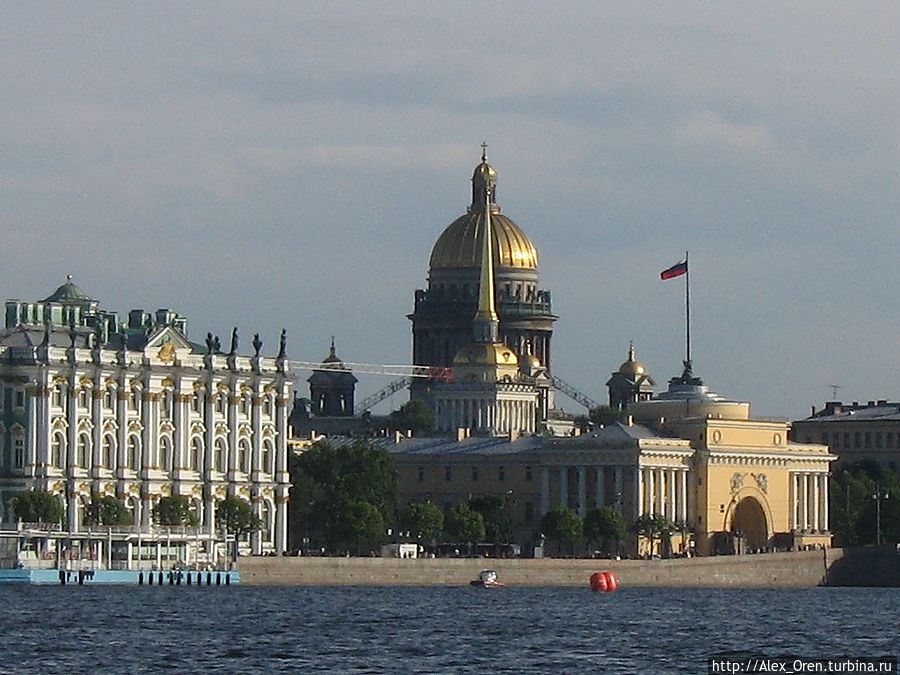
[550,375,599,410]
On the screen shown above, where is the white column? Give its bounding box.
[679,469,688,524]
[821,474,829,532]
[558,467,568,509]
[577,467,586,518]
[667,469,677,521]
[656,467,665,518]
[634,466,643,520]
[812,473,820,532]
[801,473,809,531]
[647,468,655,515]
[540,466,550,516]
[595,467,606,508]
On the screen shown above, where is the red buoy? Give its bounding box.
[590,570,617,592]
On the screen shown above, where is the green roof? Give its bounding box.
[42,277,95,304]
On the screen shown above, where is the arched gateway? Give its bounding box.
[732,496,769,553]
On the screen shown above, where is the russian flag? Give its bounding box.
[660,259,688,280]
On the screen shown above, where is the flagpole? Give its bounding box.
[685,250,691,370]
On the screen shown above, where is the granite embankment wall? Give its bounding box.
[237,549,872,587]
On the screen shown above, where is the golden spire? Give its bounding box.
[473,161,499,342]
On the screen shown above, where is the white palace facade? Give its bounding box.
[0,280,292,554]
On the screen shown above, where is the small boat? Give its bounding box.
[470,569,505,588]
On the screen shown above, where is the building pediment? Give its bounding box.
[144,326,194,362]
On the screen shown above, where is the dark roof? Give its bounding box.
[325,434,544,457]
[42,279,95,304]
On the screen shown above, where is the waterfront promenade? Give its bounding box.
[236,547,899,588]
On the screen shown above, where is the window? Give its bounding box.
[14,389,25,409]
[875,432,883,448]
[261,439,274,474]
[191,437,204,471]
[418,466,425,482]
[444,466,452,482]
[13,437,24,468]
[240,394,250,416]
[215,394,227,415]
[160,436,172,471]
[102,434,116,470]
[525,465,533,482]
[127,434,141,470]
[103,388,115,410]
[51,432,66,468]
[128,389,139,411]
[471,466,478,482]
[524,501,534,523]
[888,432,895,449]
[52,384,65,408]
[854,432,861,448]
[238,439,250,473]
[864,432,871,448]
[215,438,228,472]
[498,466,505,482]
[78,388,89,410]
[263,395,273,417]
[820,432,828,445]
[77,433,91,468]
[843,432,850,448]
[191,392,202,414]
[160,390,173,420]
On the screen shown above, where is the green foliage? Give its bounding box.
[86,494,132,527]
[583,506,627,554]
[468,493,513,544]
[153,495,198,527]
[401,501,444,541]
[390,399,435,435]
[831,463,900,546]
[216,496,261,536]
[345,500,385,555]
[12,490,64,524]
[540,508,583,556]
[290,439,399,553]
[444,503,486,545]
[632,514,675,557]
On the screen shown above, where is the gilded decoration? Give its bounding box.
[730,472,744,494]
[158,344,176,363]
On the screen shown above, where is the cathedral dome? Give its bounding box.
[429,152,539,271]
[618,343,647,378]
[42,276,94,304]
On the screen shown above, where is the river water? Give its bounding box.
[0,586,896,673]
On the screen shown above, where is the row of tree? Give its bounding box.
[829,462,899,546]
[10,491,261,536]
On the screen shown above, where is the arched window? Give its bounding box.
[238,438,251,473]
[263,395,273,417]
[103,387,115,410]
[239,393,250,416]
[102,433,116,470]
[160,435,172,472]
[261,438,274,475]
[160,390,173,420]
[215,437,228,472]
[77,432,91,468]
[127,434,141,470]
[190,436,204,471]
[51,432,66,468]
[52,384,66,409]
[215,393,227,415]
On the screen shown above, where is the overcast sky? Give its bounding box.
[3,3,899,420]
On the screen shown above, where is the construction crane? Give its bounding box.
[289,360,451,380]
[353,377,412,415]
[550,375,600,411]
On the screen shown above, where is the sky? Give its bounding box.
[2,3,899,420]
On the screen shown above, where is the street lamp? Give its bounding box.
[872,485,890,546]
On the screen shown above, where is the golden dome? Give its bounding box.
[618,343,647,377]
[430,212,538,270]
[453,342,519,367]
[430,152,539,270]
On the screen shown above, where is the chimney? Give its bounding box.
[394,431,404,444]
[626,415,634,427]
[456,428,467,442]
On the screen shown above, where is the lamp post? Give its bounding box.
[872,485,890,546]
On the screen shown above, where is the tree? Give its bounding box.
[86,494,131,527]
[444,503,486,551]
[468,493,513,544]
[12,490,64,525]
[345,500,385,556]
[290,439,399,553]
[588,405,627,427]
[831,463,899,547]
[401,501,444,541]
[654,515,675,558]
[583,507,626,556]
[540,508,583,557]
[153,495,198,527]
[216,496,261,537]
[390,399,434,435]
[632,514,657,557]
